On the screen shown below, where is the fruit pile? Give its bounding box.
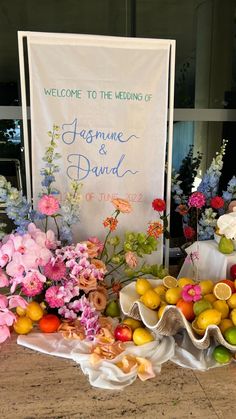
[13,301,61,334]
[135,265,236,349]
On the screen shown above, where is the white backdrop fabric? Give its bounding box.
[28,34,170,262]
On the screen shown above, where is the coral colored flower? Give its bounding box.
[147,221,163,239]
[125,251,138,268]
[38,195,60,215]
[181,284,202,302]
[45,285,65,308]
[152,198,166,212]
[111,198,132,213]
[176,204,189,216]
[210,196,225,209]
[87,236,104,253]
[77,273,97,293]
[44,259,67,281]
[83,241,100,258]
[112,281,122,296]
[183,226,195,240]
[103,217,118,231]
[91,259,107,273]
[188,192,206,209]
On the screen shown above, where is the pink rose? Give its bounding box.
[125,251,138,268]
[38,195,60,216]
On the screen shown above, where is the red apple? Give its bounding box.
[114,324,133,342]
[230,264,236,280]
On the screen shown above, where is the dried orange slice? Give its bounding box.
[163,275,178,289]
[213,282,232,300]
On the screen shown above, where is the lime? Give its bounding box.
[140,289,161,310]
[224,326,236,345]
[26,301,44,321]
[132,327,154,345]
[135,278,152,296]
[212,345,232,364]
[193,299,212,316]
[13,316,33,335]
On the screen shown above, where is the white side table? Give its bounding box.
[178,240,236,281]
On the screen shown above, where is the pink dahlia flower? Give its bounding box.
[38,195,60,216]
[45,285,65,308]
[188,192,206,209]
[44,259,67,281]
[22,270,46,297]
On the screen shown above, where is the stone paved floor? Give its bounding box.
[1,335,236,419]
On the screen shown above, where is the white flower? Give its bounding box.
[217,211,236,240]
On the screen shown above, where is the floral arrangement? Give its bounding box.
[172,139,236,243]
[0,126,168,345]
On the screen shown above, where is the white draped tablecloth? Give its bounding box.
[178,240,236,281]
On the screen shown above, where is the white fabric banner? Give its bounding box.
[28,34,171,262]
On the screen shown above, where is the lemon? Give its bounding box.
[196,309,222,330]
[213,283,232,300]
[140,289,161,310]
[199,280,214,295]
[191,318,205,336]
[153,284,167,297]
[219,318,234,334]
[177,277,195,288]
[165,287,182,305]
[212,300,229,319]
[162,275,178,289]
[123,318,143,330]
[227,293,236,309]
[26,301,44,321]
[13,316,33,335]
[157,303,167,320]
[135,278,152,296]
[16,306,26,317]
[132,327,154,345]
[230,308,236,326]
[204,293,217,304]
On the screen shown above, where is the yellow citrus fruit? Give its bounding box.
[153,284,167,297]
[16,306,26,316]
[123,318,143,330]
[140,289,161,310]
[162,275,178,289]
[135,278,152,296]
[191,318,205,336]
[165,287,182,305]
[213,283,232,300]
[177,277,195,288]
[26,301,44,321]
[157,303,167,320]
[196,309,222,330]
[199,280,214,295]
[212,300,229,319]
[13,316,33,335]
[132,327,154,345]
[219,318,234,334]
[230,308,236,326]
[227,293,236,309]
[204,293,217,304]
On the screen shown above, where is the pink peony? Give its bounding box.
[44,259,67,281]
[188,192,206,209]
[21,270,46,297]
[38,195,60,215]
[45,285,65,308]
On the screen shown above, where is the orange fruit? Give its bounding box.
[39,314,61,333]
[13,316,33,334]
[213,283,232,300]
[176,299,195,321]
[163,275,178,289]
[26,301,44,321]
